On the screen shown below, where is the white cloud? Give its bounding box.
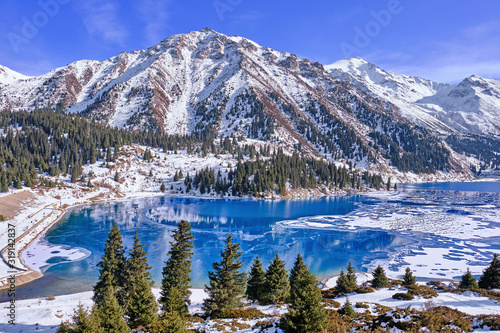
[136,0,170,45]
[78,0,128,46]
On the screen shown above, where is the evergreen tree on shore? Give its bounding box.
[160,220,195,316]
[246,256,266,303]
[96,284,129,333]
[459,268,478,289]
[372,265,389,288]
[125,232,158,328]
[263,254,290,304]
[203,234,247,314]
[282,260,326,333]
[56,303,103,333]
[289,254,307,295]
[478,253,500,289]
[403,267,416,286]
[93,222,127,308]
[335,270,350,293]
[346,262,357,288]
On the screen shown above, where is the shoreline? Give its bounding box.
[0,177,496,292]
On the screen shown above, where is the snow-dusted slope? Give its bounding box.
[326,57,450,103]
[327,57,500,138]
[0,28,497,174]
[418,75,500,136]
[0,64,29,85]
[326,57,459,135]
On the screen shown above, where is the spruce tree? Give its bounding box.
[128,276,158,328]
[478,253,500,289]
[282,261,327,333]
[148,312,188,333]
[459,268,478,289]
[93,222,127,308]
[339,298,356,317]
[289,254,307,295]
[203,234,247,314]
[160,220,194,316]
[372,265,389,288]
[263,253,290,304]
[346,262,357,289]
[403,267,416,286]
[125,232,158,328]
[56,303,103,333]
[246,255,266,303]
[95,284,129,333]
[335,270,351,294]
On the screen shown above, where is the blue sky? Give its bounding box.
[1,0,500,83]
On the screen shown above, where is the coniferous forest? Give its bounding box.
[0,109,386,196]
[56,221,500,333]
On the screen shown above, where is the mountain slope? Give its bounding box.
[327,57,500,139]
[418,75,500,136]
[1,28,496,176]
[0,65,29,85]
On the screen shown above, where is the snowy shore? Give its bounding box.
[1,278,499,333]
[1,143,469,289]
[0,144,498,332]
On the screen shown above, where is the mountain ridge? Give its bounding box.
[1,28,498,175]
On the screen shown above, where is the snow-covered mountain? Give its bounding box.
[0,28,498,174]
[418,75,500,136]
[0,65,29,85]
[326,57,500,138]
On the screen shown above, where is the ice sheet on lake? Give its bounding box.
[22,238,91,273]
[277,190,500,280]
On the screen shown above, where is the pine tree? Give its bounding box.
[93,222,127,308]
[125,232,158,328]
[335,270,351,294]
[402,267,416,286]
[263,253,290,304]
[148,312,188,333]
[246,256,266,303]
[128,276,158,328]
[56,303,103,333]
[339,298,356,317]
[346,262,357,289]
[478,253,500,289]
[160,220,194,316]
[372,265,389,288]
[95,284,129,333]
[160,183,166,192]
[459,268,478,289]
[282,261,327,333]
[203,234,247,314]
[289,254,307,295]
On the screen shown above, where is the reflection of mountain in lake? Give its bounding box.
[3,183,498,302]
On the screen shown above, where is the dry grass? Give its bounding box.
[0,191,36,220]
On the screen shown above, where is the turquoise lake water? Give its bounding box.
[2,181,499,301]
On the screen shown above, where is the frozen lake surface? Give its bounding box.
[3,182,499,301]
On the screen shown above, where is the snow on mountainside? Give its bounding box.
[326,58,458,135]
[0,64,29,84]
[418,75,500,136]
[0,28,498,175]
[327,57,500,138]
[326,57,450,103]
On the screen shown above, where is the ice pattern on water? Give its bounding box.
[278,190,500,279]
